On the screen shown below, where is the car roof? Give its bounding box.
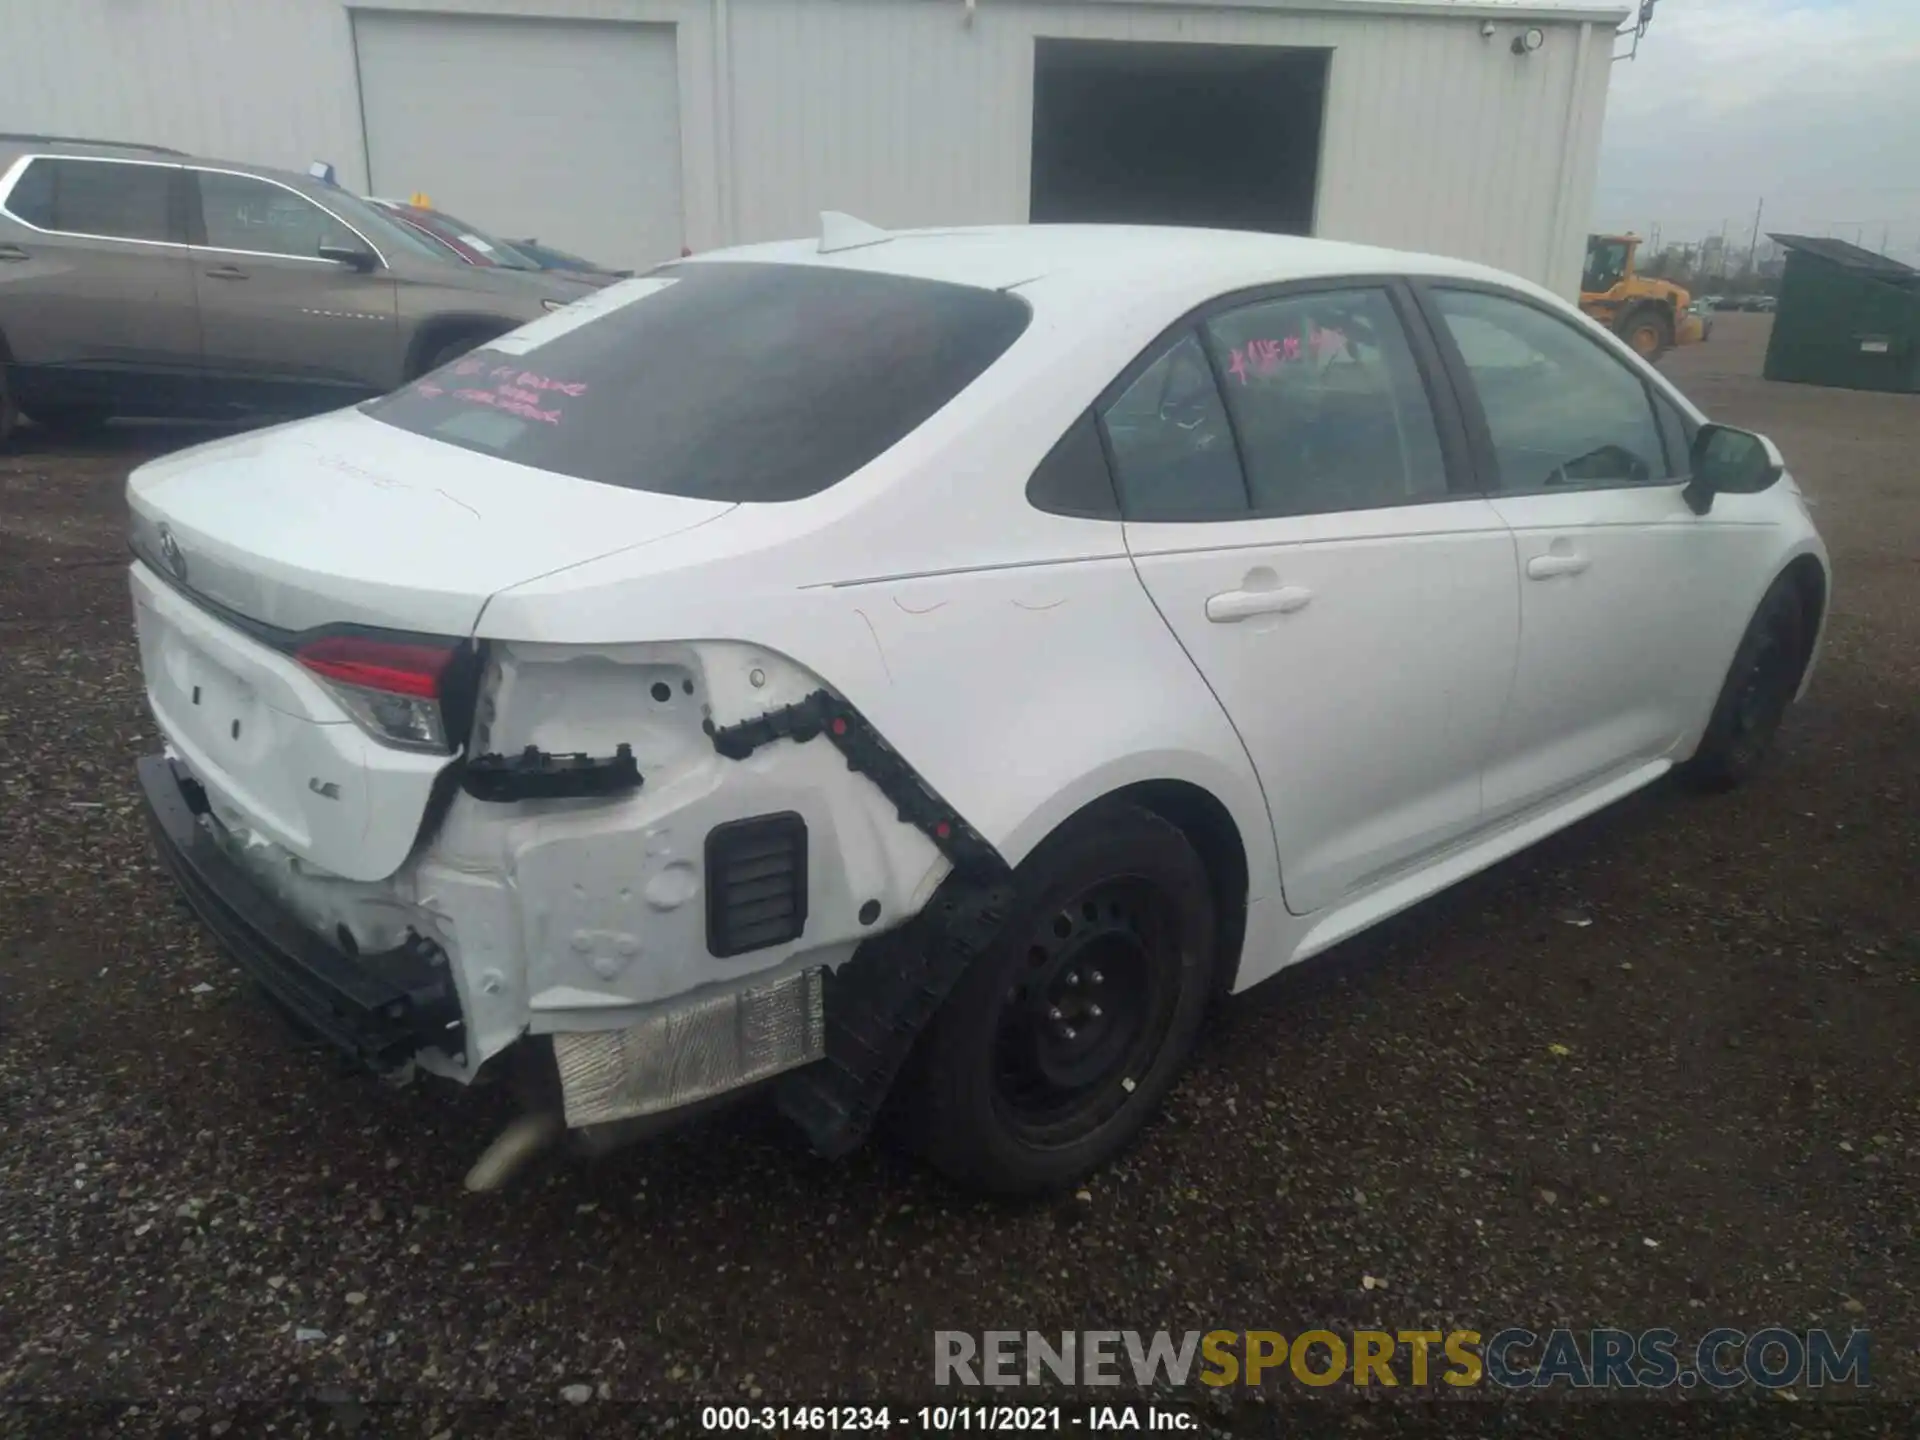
[0,134,186,161]
[0,136,336,196]
[684,222,1558,318]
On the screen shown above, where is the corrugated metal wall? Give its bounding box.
[0,0,727,250]
[0,0,1615,295]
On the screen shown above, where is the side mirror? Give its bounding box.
[317,244,379,273]
[1683,423,1785,515]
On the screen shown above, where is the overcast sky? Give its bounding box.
[1593,0,1920,261]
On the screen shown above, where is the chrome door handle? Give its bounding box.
[1526,553,1590,580]
[203,264,248,280]
[0,244,29,263]
[1205,585,1313,622]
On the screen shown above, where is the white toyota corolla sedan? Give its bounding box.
[128,221,1828,1195]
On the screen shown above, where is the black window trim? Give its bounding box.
[0,152,192,247]
[1024,408,1124,520]
[1089,324,1240,523]
[1083,273,1483,526]
[1650,388,1698,480]
[1408,276,1693,499]
[1194,322,1258,514]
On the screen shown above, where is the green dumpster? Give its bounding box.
[1763,234,1920,394]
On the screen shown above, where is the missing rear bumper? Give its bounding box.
[550,966,827,1128]
[137,753,466,1070]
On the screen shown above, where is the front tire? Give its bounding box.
[1682,576,1809,791]
[0,367,17,447]
[909,803,1217,1195]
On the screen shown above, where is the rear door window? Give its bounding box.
[1098,332,1247,521]
[4,157,180,243]
[364,263,1031,502]
[1201,287,1449,516]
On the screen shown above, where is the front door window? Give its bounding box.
[196,172,358,259]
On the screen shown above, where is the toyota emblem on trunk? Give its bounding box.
[158,524,187,583]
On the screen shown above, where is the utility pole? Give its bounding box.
[1745,197,1764,276]
[1880,224,1891,255]
[1718,219,1731,279]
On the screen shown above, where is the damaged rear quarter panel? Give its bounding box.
[473,543,1279,918]
[429,640,948,1046]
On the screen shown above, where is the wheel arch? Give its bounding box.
[1102,779,1249,998]
[402,312,522,379]
[991,759,1270,997]
[775,766,1265,1161]
[1778,549,1830,699]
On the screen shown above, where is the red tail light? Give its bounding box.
[297,636,454,698]
[296,635,460,752]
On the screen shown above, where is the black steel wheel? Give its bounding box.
[908,803,1216,1195]
[1683,575,1810,791]
[991,877,1181,1147]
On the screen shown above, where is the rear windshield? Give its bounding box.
[363,262,1031,501]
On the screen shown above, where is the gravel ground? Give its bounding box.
[1,314,1915,1436]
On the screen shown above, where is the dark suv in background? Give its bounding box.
[0,136,595,440]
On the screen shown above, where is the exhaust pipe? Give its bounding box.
[463,1110,565,1193]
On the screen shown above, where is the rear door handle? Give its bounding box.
[1526,553,1590,580]
[1205,585,1313,622]
[0,244,30,262]
[203,264,249,280]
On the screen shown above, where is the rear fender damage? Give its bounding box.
[429,639,973,1044]
[204,636,1019,1167]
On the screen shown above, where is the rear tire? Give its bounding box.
[1682,575,1809,792]
[1620,304,1675,362]
[908,803,1217,1196]
[0,367,17,447]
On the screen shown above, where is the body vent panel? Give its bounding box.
[705,812,809,957]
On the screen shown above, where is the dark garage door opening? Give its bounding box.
[1030,39,1328,235]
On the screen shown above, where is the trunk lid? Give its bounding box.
[126,408,735,637]
[128,408,734,881]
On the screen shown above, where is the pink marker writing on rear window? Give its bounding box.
[515,372,589,396]
[451,387,562,424]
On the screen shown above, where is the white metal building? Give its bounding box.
[1,0,1627,293]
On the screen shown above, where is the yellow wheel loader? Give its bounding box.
[1580,233,1708,362]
